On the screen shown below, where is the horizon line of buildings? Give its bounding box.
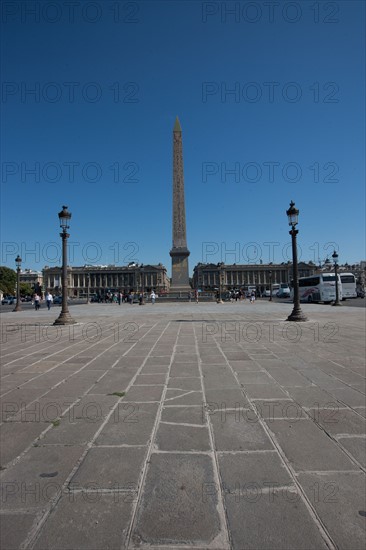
[14,260,366,297]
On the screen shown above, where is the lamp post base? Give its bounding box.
[287,306,308,322]
[12,305,22,312]
[53,312,77,325]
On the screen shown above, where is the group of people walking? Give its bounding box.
[32,291,53,311]
[95,291,157,305]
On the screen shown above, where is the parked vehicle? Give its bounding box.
[262,289,271,297]
[271,284,280,297]
[1,296,16,305]
[291,273,342,303]
[277,283,291,298]
[53,296,62,304]
[340,273,357,299]
[357,288,365,298]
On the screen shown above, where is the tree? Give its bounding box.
[20,282,33,297]
[0,266,16,295]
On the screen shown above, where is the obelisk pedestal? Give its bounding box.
[169,117,191,293]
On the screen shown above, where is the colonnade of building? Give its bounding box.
[192,262,316,292]
[42,265,169,297]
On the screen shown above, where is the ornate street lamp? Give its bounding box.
[286,201,308,322]
[86,273,90,304]
[54,206,76,325]
[217,262,224,303]
[13,255,22,312]
[140,264,145,305]
[332,250,342,306]
[269,270,273,302]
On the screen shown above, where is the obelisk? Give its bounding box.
[169,116,190,292]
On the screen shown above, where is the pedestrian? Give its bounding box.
[34,293,40,310]
[194,289,198,304]
[150,290,156,304]
[118,291,122,305]
[45,291,53,310]
[250,290,256,304]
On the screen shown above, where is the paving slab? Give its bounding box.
[0,513,38,550]
[223,486,329,550]
[264,419,359,472]
[297,472,366,550]
[33,493,133,550]
[40,417,104,445]
[285,386,341,408]
[218,451,293,491]
[70,446,147,489]
[236,371,274,384]
[140,364,170,374]
[263,367,313,387]
[154,423,211,451]
[167,376,201,390]
[327,386,366,407]
[132,453,223,547]
[337,437,366,467]
[0,445,85,511]
[169,363,200,377]
[0,421,47,467]
[124,385,164,402]
[210,411,273,452]
[160,405,206,425]
[243,383,288,399]
[95,403,159,446]
[308,407,366,435]
[164,389,204,406]
[202,374,239,390]
[228,360,262,372]
[134,373,167,385]
[252,399,306,420]
[204,388,250,410]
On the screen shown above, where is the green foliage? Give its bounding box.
[0,266,16,295]
[20,282,33,296]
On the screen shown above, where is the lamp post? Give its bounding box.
[140,264,145,305]
[217,262,224,303]
[269,270,273,302]
[286,201,308,322]
[13,255,22,312]
[54,206,76,325]
[86,273,90,304]
[332,250,342,306]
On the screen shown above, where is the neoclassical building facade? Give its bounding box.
[192,262,316,292]
[42,264,170,297]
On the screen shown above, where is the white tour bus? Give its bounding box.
[292,273,342,303]
[340,272,357,300]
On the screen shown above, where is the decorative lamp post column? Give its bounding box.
[332,250,342,306]
[54,206,76,325]
[217,262,224,303]
[140,264,145,305]
[286,201,308,322]
[269,270,273,302]
[86,273,90,304]
[13,255,22,312]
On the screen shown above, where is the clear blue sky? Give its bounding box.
[1,0,365,274]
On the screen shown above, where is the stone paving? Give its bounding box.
[0,300,365,550]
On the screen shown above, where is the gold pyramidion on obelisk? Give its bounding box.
[169,116,190,292]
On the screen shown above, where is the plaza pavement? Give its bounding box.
[0,300,365,550]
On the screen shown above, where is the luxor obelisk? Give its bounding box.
[169,117,190,292]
